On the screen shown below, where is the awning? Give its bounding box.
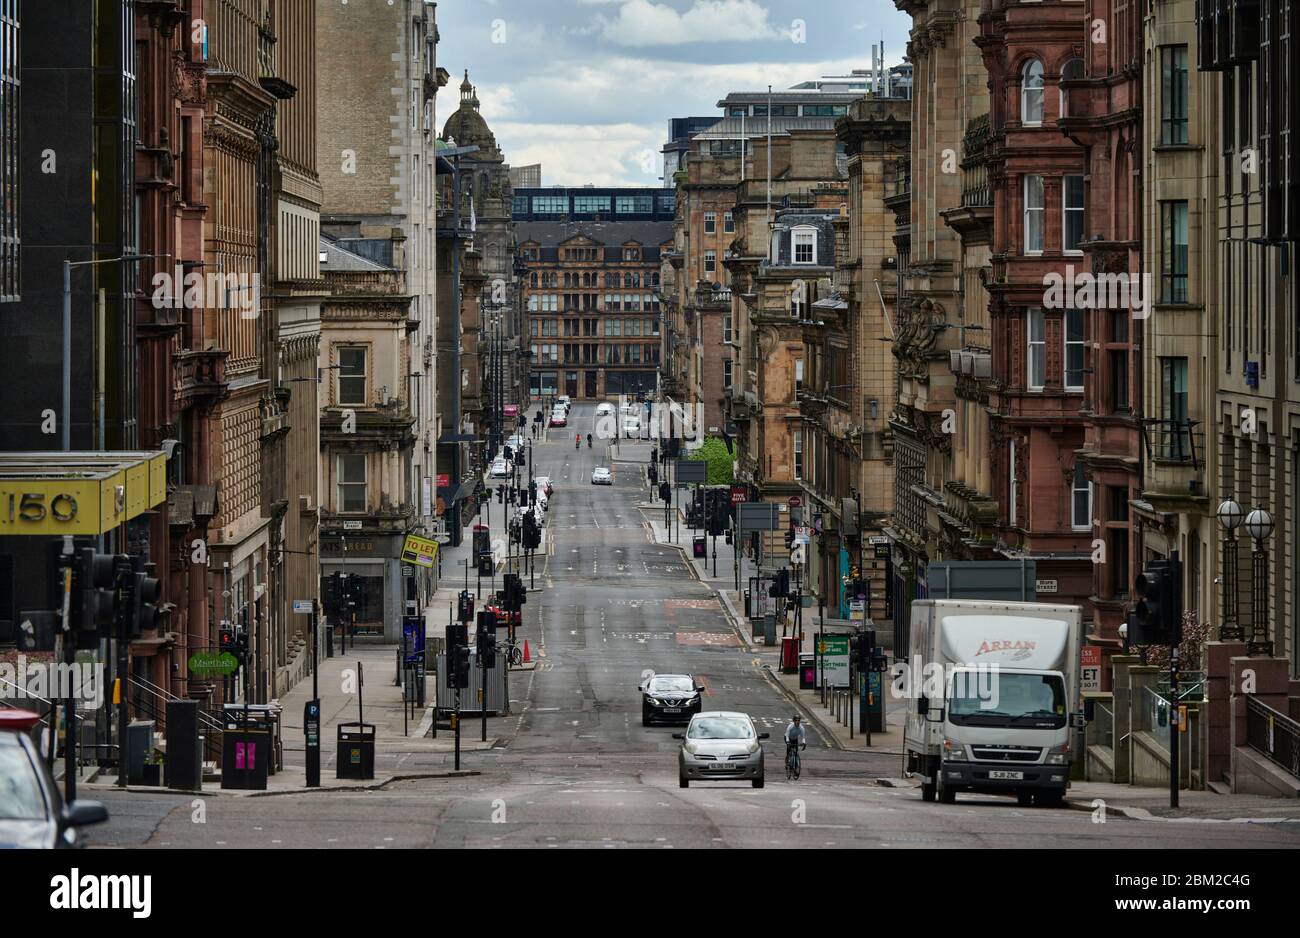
[0,451,169,536]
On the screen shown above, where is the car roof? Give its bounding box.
[689,711,750,720]
[649,673,692,680]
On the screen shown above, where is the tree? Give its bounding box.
[686,437,735,485]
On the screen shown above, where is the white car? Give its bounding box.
[557,395,571,409]
[591,467,613,485]
[535,476,553,497]
[595,402,615,417]
[623,418,641,438]
[675,712,768,789]
[506,434,526,452]
[490,458,511,478]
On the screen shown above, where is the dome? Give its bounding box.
[442,69,497,151]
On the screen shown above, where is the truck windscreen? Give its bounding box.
[946,672,1066,729]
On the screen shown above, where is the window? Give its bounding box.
[723,313,732,344]
[1160,46,1189,145]
[623,246,641,261]
[1063,175,1084,252]
[704,250,716,274]
[1023,175,1044,253]
[794,429,803,480]
[1008,440,1018,526]
[1160,201,1188,303]
[704,212,717,234]
[1071,462,1092,531]
[724,211,735,233]
[338,347,367,405]
[1059,58,1084,118]
[1027,308,1046,389]
[531,196,568,214]
[337,455,367,513]
[1021,60,1044,124]
[1109,349,1129,411]
[723,358,733,388]
[1065,308,1085,390]
[604,319,622,337]
[513,195,528,215]
[1160,357,1190,459]
[795,358,804,392]
[1108,485,1129,522]
[659,193,675,213]
[573,196,611,213]
[792,227,817,264]
[616,196,653,214]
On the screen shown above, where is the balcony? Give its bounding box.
[883,158,910,208]
[174,348,230,408]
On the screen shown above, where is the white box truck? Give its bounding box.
[902,599,1084,807]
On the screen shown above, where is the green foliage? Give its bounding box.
[686,437,735,485]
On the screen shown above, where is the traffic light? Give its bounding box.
[1132,558,1180,646]
[478,626,497,669]
[497,486,505,504]
[768,568,790,598]
[447,623,470,689]
[478,554,494,578]
[76,547,119,634]
[659,481,671,504]
[784,528,795,550]
[121,555,162,638]
[457,590,475,623]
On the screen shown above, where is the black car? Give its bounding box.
[0,709,108,848]
[639,673,704,725]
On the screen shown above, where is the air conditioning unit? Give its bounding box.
[949,349,963,373]
[972,353,992,379]
[960,352,974,375]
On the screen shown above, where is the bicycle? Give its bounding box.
[497,637,525,667]
[785,742,803,780]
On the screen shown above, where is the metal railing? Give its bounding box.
[1245,696,1300,780]
[129,674,225,764]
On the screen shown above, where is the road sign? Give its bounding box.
[788,495,802,508]
[342,520,363,530]
[730,485,748,505]
[1035,578,1058,593]
[292,599,313,615]
[868,535,889,545]
[736,501,780,533]
[401,533,439,568]
[674,459,708,484]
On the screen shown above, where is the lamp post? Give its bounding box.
[1215,499,1244,642]
[1243,508,1274,657]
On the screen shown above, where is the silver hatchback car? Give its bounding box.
[674,711,768,789]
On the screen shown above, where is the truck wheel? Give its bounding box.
[921,781,936,802]
[1036,791,1064,809]
[679,774,689,789]
[1016,792,1034,807]
[938,782,956,804]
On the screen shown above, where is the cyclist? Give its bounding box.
[784,714,806,770]
[587,433,593,448]
[575,433,581,449]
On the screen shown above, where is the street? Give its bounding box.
[81,405,1300,849]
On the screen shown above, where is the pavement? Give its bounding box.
[77,403,1300,847]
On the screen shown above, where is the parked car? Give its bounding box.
[0,709,108,848]
[591,467,613,485]
[674,712,768,789]
[549,411,567,428]
[639,673,704,725]
[535,476,554,497]
[490,458,512,478]
[506,434,527,452]
[623,417,641,438]
[595,402,615,417]
[557,395,571,409]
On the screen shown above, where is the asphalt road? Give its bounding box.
[83,404,1300,849]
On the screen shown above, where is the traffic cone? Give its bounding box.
[522,639,531,663]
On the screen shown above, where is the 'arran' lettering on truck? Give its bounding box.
[974,640,1037,656]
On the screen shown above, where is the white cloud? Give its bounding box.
[494,121,667,187]
[595,0,782,47]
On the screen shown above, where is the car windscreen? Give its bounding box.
[687,717,753,739]
[947,672,1067,728]
[0,743,48,821]
[650,677,694,692]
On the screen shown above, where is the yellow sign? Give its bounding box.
[0,452,168,536]
[401,533,439,568]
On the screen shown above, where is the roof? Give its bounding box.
[319,237,392,272]
[718,91,862,105]
[692,116,838,140]
[515,220,674,249]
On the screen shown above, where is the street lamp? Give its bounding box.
[1244,508,1274,657]
[1215,499,1243,642]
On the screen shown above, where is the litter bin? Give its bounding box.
[798,653,817,689]
[336,722,375,780]
[692,536,706,558]
[780,636,799,673]
[762,614,777,646]
[220,729,270,790]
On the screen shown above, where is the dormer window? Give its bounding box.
[792,226,817,265]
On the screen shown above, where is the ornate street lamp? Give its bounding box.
[1215,499,1243,642]
[1243,508,1274,657]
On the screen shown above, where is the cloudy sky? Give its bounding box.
[437,0,912,187]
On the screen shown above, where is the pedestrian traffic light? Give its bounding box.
[768,568,790,598]
[784,528,795,550]
[478,554,494,577]
[497,486,504,504]
[659,481,671,504]
[457,590,475,623]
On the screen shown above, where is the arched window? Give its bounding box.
[1059,58,1084,118]
[1021,59,1044,125]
